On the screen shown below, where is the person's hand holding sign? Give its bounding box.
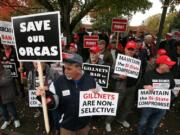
[119,74,127,80]
[144,85,154,91]
[89,88,99,94]
[89,83,103,93]
[36,86,52,104]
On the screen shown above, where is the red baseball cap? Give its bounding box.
[89,46,100,53]
[70,43,77,49]
[125,41,137,49]
[62,53,74,59]
[156,55,176,66]
[157,49,167,56]
[73,34,79,39]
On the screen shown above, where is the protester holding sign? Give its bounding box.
[36,54,102,135]
[106,40,140,132]
[171,41,180,79]
[98,40,113,66]
[0,63,20,129]
[86,46,104,65]
[146,48,167,72]
[137,55,176,135]
[28,62,60,133]
[0,45,25,98]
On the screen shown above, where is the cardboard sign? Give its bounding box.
[84,35,98,48]
[152,79,170,89]
[2,63,18,77]
[0,21,15,45]
[11,11,62,62]
[79,91,119,117]
[111,18,128,32]
[114,54,141,78]
[138,89,171,110]
[174,79,180,91]
[29,90,42,107]
[82,63,110,88]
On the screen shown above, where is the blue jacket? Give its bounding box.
[49,73,96,131]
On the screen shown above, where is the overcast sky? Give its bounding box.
[130,0,180,26]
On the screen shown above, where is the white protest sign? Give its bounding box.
[29,77,43,107]
[138,89,171,110]
[114,54,141,78]
[0,21,15,45]
[29,90,42,107]
[79,91,119,117]
[152,79,170,89]
[2,63,18,78]
[174,79,180,91]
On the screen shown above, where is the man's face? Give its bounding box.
[136,42,142,49]
[98,43,106,51]
[69,47,77,53]
[64,63,81,80]
[145,37,152,44]
[90,52,99,62]
[158,64,170,73]
[125,48,136,57]
[177,46,180,55]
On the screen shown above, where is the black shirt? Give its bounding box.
[142,69,175,90]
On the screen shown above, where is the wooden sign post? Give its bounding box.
[116,32,120,49]
[20,62,24,84]
[37,62,50,133]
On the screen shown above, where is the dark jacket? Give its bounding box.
[0,69,16,104]
[100,49,113,66]
[50,73,96,131]
[171,53,180,79]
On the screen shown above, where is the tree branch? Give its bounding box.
[37,0,54,11]
[70,0,99,31]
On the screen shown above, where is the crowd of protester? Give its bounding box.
[0,28,180,135]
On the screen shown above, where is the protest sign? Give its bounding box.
[152,79,170,89]
[82,63,110,88]
[79,91,119,117]
[12,11,62,62]
[2,63,18,77]
[84,35,98,48]
[0,21,15,45]
[138,89,171,110]
[111,18,128,32]
[174,79,180,91]
[29,90,42,107]
[114,54,141,78]
[11,11,62,133]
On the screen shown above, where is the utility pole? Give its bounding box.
[156,0,170,50]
